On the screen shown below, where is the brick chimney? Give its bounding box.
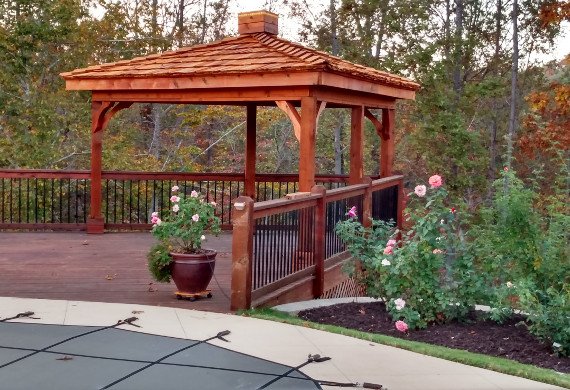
[238,10,278,35]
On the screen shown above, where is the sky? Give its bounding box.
[232,0,569,62]
[92,0,569,62]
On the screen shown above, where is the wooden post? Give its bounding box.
[299,97,318,191]
[244,104,257,198]
[311,185,326,297]
[362,177,373,228]
[349,106,364,185]
[380,108,395,177]
[88,101,112,234]
[231,196,255,310]
[87,101,132,234]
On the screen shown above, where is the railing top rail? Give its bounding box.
[325,183,369,203]
[371,175,403,190]
[252,193,321,218]
[0,169,90,179]
[0,169,349,183]
[101,171,245,181]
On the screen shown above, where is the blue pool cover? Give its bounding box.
[0,320,322,389]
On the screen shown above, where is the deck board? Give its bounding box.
[0,232,233,312]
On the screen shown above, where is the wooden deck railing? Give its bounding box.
[0,169,347,231]
[230,175,403,310]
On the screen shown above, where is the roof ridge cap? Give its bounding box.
[252,33,328,67]
[251,33,419,89]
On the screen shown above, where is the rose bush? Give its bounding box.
[336,174,484,329]
[147,186,221,282]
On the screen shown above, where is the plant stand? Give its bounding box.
[175,289,212,301]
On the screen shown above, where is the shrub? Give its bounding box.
[472,168,570,355]
[337,175,484,329]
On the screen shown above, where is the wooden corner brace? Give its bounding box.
[92,101,133,133]
[276,100,326,141]
[364,108,389,141]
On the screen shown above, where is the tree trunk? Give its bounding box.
[330,0,344,175]
[200,0,208,44]
[150,105,162,159]
[488,0,502,193]
[177,0,185,47]
[506,0,518,169]
[453,0,464,96]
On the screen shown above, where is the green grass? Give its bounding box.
[239,308,570,389]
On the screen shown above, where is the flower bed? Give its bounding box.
[299,301,570,373]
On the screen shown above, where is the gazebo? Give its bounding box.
[61,10,419,309]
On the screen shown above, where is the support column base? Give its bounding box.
[86,218,105,234]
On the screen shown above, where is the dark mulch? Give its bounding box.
[298,301,570,373]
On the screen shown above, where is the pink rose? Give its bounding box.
[433,249,443,254]
[395,320,408,333]
[347,206,357,218]
[171,185,179,192]
[387,239,397,247]
[428,175,443,188]
[151,212,158,218]
[191,214,199,222]
[190,190,199,198]
[414,185,426,197]
[170,195,180,203]
[172,204,180,212]
[383,246,393,255]
[151,216,159,224]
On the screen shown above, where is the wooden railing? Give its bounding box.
[0,169,347,230]
[230,175,403,310]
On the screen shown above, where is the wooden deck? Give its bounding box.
[0,232,233,312]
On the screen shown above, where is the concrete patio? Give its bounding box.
[0,296,563,390]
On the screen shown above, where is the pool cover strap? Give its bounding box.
[0,316,140,369]
[318,380,384,389]
[99,329,232,389]
[0,311,39,322]
[257,354,330,389]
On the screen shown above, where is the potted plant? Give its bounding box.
[147,185,221,296]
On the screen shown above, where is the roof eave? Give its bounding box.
[63,70,416,100]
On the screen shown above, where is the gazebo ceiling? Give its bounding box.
[61,11,419,102]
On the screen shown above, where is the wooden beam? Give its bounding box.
[88,101,131,234]
[349,106,364,185]
[66,71,417,101]
[380,108,395,177]
[313,88,396,109]
[320,73,416,100]
[244,104,257,198]
[275,101,301,141]
[93,87,311,105]
[66,72,322,91]
[298,97,318,191]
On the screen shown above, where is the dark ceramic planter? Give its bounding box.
[170,250,216,294]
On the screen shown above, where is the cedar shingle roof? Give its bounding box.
[61,33,419,92]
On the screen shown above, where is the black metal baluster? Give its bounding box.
[128,180,132,224]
